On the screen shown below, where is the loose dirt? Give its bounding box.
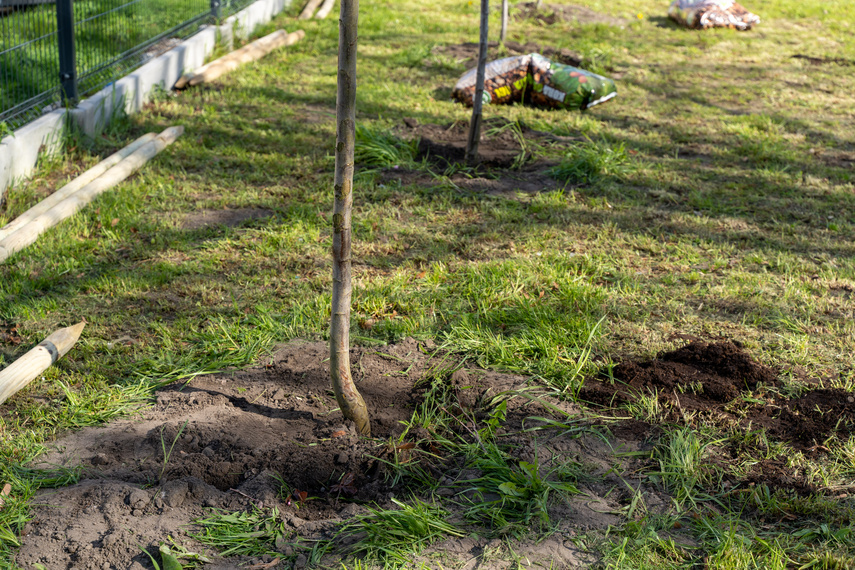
[17,339,849,568]
[382,118,571,197]
[433,41,584,71]
[581,340,855,449]
[513,3,630,27]
[17,339,639,569]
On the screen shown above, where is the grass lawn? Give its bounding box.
[1,0,854,567]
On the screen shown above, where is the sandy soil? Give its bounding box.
[17,337,848,568]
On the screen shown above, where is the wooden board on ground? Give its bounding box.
[174,30,306,89]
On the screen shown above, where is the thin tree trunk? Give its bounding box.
[500,0,508,42]
[465,0,489,165]
[330,0,370,436]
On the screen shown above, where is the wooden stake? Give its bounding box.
[175,30,306,89]
[0,133,156,242]
[299,0,323,19]
[501,0,508,42]
[315,0,335,18]
[0,127,183,264]
[0,322,85,405]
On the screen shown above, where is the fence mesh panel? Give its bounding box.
[1,0,261,131]
[0,1,62,132]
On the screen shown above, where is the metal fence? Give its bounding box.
[1,0,253,131]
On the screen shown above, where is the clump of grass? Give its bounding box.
[461,437,581,536]
[648,428,723,508]
[192,507,287,558]
[342,496,463,567]
[600,517,692,568]
[355,125,419,169]
[548,139,632,184]
[392,43,435,68]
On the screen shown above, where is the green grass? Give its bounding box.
[2,0,855,566]
[549,138,634,184]
[192,506,287,558]
[341,497,463,567]
[459,437,581,536]
[648,428,723,509]
[354,124,420,169]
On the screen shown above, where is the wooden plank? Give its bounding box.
[315,0,335,19]
[298,0,322,19]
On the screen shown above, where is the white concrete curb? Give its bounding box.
[0,0,293,201]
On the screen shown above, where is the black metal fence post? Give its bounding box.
[56,0,78,103]
[211,0,222,20]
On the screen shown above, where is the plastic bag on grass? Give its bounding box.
[526,54,616,110]
[451,54,533,107]
[668,0,760,30]
[451,53,616,111]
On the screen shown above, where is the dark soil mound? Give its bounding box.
[413,118,527,169]
[394,118,564,196]
[759,388,855,446]
[582,340,777,409]
[582,341,855,449]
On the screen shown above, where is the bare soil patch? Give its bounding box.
[513,2,630,27]
[181,207,275,231]
[19,338,847,568]
[411,119,531,169]
[380,119,565,197]
[18,339,644,570]
[581,340,855,488]
[433,41,584,70]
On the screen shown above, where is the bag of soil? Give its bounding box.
[668,0,760,30]
[451,53,617,111]
[451,54,532,107]
[526,54,617,111]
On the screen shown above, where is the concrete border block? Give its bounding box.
[0,109,67,202]
[71,27,219,137]
[231,0,289,40]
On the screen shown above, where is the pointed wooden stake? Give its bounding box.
[0,127,183,264]
[0,322,85,405]
[299,0,323,19]
[175,30,305,89]
[0,133,156,242]
[315,0,335,18]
